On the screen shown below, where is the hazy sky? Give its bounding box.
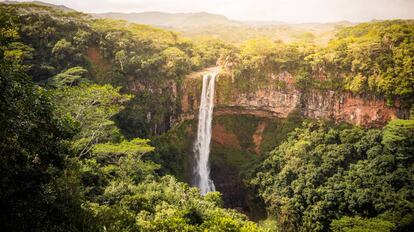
[12,0,414,22]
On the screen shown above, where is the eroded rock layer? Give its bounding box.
[179,68,408,127]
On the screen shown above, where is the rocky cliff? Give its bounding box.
[179,67,408,127]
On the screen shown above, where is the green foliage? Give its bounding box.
[48,66,89,87]
[227,39,320,92]
[382,119,414,156]
[162,47,191,77]
[0,3,94,81]
[150,120,193,179]
[0,3,234,140]
[193,36,235,68]
[3,42,34,65]
[254,120,414,232]
[225,20,414,105]
[90,18,231,84]
[240,38,277,57]
[0,6,34,70]
[0,60,94,231]
[90,18,180,45]
[93,138,155,157]
[51,84,132,155]
[52,38,74,59]
[327,20,414,102]
[87,14,232,138]
[0,5,264,230]
[181,23,340,45]
[122,176,264,232]
[81,147,262,231]
[330,216,395,232]
[258,217,280,232]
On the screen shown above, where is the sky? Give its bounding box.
[11,0,414,23]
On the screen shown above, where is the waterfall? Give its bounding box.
[193,71,217,195]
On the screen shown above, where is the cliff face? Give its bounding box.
[179,68,408,127]
[87,46,182,137]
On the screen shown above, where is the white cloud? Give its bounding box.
[12,0,414,22]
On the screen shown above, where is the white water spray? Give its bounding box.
[193,71,218,195]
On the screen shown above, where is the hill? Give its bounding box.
[91,11,241,28]
[2,0,75,12]
[91,11,354,44]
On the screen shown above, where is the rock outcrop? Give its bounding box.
[179,67,408,127]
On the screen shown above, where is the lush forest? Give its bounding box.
[1,2,413,232]
[0,3,257,231]
[222,20,414,106]
[253,120,414,231]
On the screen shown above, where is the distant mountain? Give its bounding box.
[90,11,356,30]
[244,21,287,26]
[1,1,355,44]
[91,11,241,28]
[1,0,75,12]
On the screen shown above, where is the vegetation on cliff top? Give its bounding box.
[224,20,414,107]
[1,2,234,138]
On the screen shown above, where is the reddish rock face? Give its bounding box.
[334,94,398,126]
[211,124,241,149]
[179,69,407,127]
[302,90,403,127]
[303,91,406,127]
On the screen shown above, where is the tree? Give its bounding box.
[51,84,132,156]
[48,66,89,88]
[254,120,414,232]
[240,38,276,58]
[162,47,191,78]
[0,62,76,231]
[52,38,74,60]
[115,50,127,72]
[330,216,395,232]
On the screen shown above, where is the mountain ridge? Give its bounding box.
[1,1,356,28]
[90,11,241,28]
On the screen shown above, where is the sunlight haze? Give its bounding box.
[10,0,414,22]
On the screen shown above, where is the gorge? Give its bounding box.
[154,63,411,220]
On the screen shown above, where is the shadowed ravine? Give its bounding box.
[190,70,268,220]
[187,68,302,220]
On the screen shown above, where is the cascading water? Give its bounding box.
[193,71,218,195]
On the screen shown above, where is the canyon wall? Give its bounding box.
[179,67,408,127]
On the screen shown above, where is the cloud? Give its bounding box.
[13,0,414,22]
